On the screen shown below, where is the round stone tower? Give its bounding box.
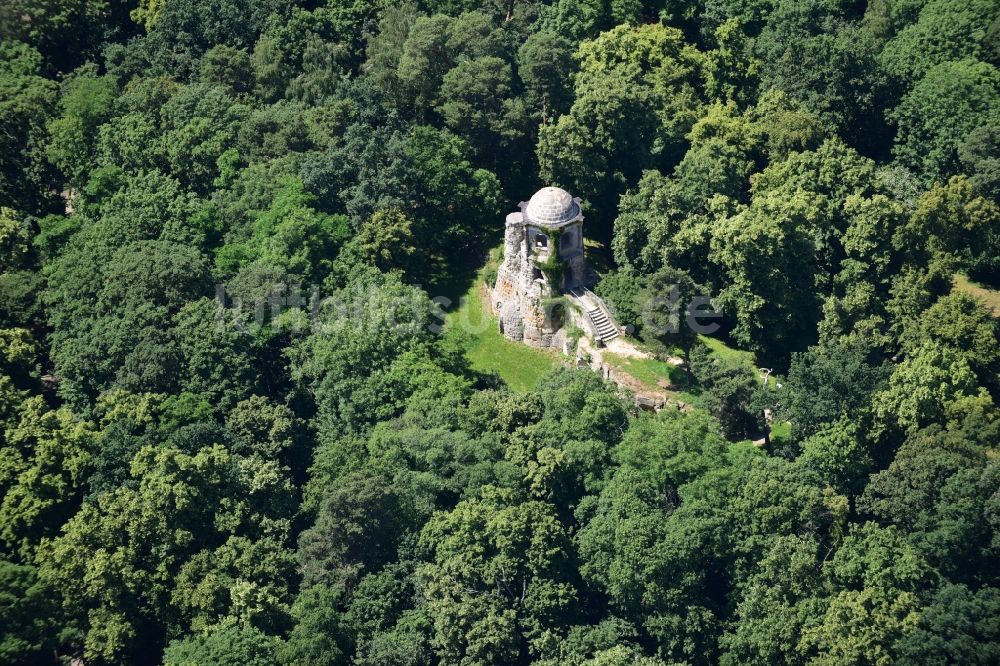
[491,186,588,348]
[520,186,586,290]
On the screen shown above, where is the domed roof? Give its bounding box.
[524,186,580,226]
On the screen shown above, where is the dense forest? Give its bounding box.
[2,0,1000,664]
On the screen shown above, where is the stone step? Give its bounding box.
[586,307,619,342]
[577,292,623,341]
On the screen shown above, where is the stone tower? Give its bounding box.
[491,186,588,348]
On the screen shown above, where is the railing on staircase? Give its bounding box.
[569,287,621,343]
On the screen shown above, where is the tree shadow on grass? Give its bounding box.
[425,247,493,314]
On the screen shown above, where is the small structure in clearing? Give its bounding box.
[491,186,621,350]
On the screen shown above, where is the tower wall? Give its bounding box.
[492,214,562,348]
[492,213,526,313]
[491,189,590,349]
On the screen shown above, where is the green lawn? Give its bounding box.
[698,334,755,365]
[443,249,756,395]
[607,334,751,381]
[603,352,688,390]
[445,266,562,392]
[601,334,756,408]
[953,273,1000,317]
[602,351,707,408]
[769,420,792,444]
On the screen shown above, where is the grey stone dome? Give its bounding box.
[524,186,580,226]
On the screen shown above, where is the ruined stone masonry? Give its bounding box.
[491,186,678,413]
[491,186,606,349]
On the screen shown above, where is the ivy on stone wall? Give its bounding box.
[537,230,567,288]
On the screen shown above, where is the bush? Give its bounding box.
[595,269,647,337]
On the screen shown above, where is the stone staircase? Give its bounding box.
[568,287,622,343]
[587,306,619,342]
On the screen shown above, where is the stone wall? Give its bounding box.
[492,201,596,350]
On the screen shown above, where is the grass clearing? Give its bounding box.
[769,420,792,444]
[699,335,755,365]
[442,249,757,396]
[583,237,613,277]
[601,335,754,408]
[603,352,688,391]
[601,351,706,407]
[445,260,562,392]
[953,273,1000,317]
